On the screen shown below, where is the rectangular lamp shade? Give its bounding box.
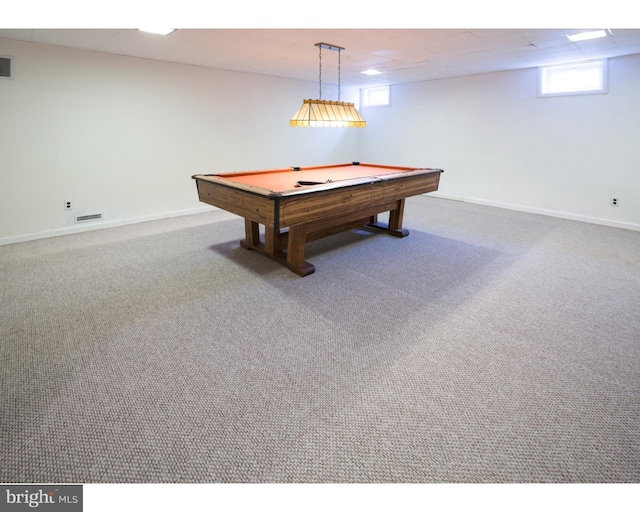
[290,99,366,127]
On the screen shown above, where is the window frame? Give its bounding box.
[361,85,391,108]
[537,59,608,98]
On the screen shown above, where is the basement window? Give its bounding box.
[538,59,608,97]
[362,86,390,107]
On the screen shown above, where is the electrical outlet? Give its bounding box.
[611,197,619,207]
[65,201,72,210]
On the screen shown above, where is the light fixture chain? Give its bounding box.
[338,48,341,101]
[318,44,322,99]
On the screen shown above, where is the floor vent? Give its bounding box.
[75,213,103,223]
[0,56,14,79]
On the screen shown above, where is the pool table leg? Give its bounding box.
[241,219,283,255]
[367,199,410,238]
[388,199,409,236]
[241,219,314,276]
[244,219,260,246]
[264,224,281,254]
[286,224,315,277]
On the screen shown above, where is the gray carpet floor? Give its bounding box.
[1,196,639,483]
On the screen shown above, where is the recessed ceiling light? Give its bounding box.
[567,30,607,42]
[361,69,384,76]
[137,28,177,36]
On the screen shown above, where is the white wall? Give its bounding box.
[2,39,639,244]
[0,39,362,243]
[361,54,640,230]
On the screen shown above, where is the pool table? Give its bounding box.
[192,162,443,276]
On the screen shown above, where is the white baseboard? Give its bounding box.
[3,194,639,247]
[428,192,640,232]
[0,206,215,246]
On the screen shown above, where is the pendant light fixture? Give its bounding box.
[290,42,366,128]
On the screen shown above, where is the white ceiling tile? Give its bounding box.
[67,30,120,51]
[0,29,34,42]
[30,29,77,46]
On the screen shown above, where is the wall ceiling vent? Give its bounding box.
[0,56,14,79]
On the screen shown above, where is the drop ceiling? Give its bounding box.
[1,28,640,87]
